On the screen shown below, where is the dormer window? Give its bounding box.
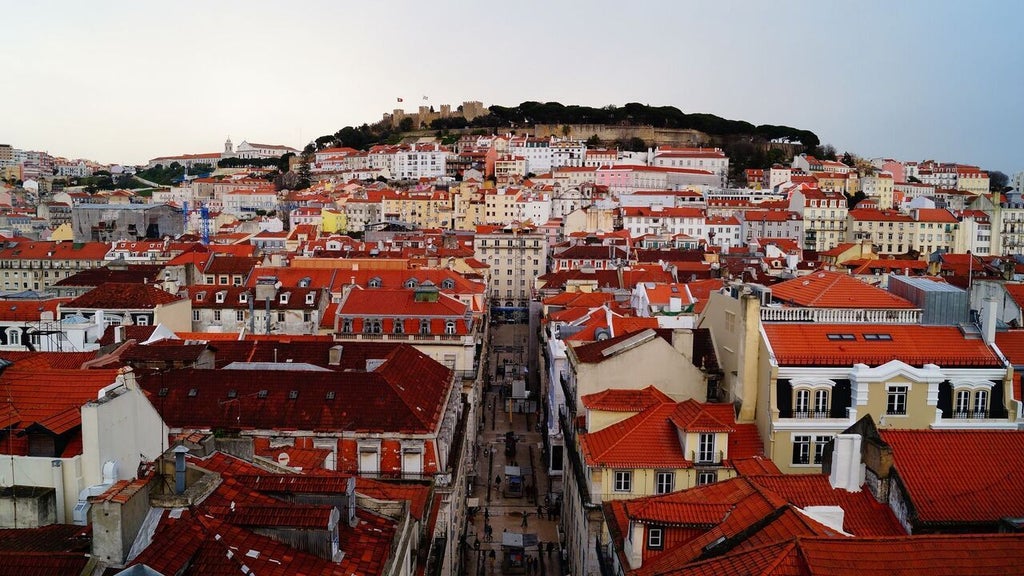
[280,293,290,305]
[405,278,419,289]
[419,319,430,335]
[215,291,226,303]
[445,321,457,335]
[368,277,382,288]
[196,291,206,302]
[394,319,404,334]
[305,293,315,305]
[342,318,352,333]
[441,278,455,290]
[239,293,248,303]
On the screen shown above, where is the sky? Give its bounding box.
[4,1,1023,176]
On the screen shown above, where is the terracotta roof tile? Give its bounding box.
[66,282,182,309]
[770,270,915,309]
[879,429,1024,526]
[581,386,674,412]
[144,345,452,434]
[763,324,1002,367]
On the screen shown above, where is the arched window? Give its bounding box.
[445,321,457,335]
[7,329,20,346]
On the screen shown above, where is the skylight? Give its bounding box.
[826,334,856,341]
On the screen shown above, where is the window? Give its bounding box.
[813,435,832,465]
[136,315,149,326]
[886,385,908,415]
[342,318,352,333]
[813,389,829,415]
[363,319,382,333]
[236,310,245,322]
[394,319,404,334]
[193,310,200,322]
[955,389,971,416]
[359,446,379,474]
[655,471,673,495]
[613,470,632,492]
[277,311,285,323]
[697,470,717,485]
[647,527,663,550]
[794,389,810,415]
[974,389,989,416]
[445,321,457,335]
[213,310,221,322]
[792,435,811,465]
[697,433,715,463]
[420,319,430,335]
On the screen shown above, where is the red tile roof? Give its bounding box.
[1002,284,1024,312]
[144,344,452,434]
[339,287,468,317]
[879,429,1024,526]
[0,552,91,576]
[796,534,1024,576]
[770,270,915,309]
[581,386,674,412]
[66,282,182,309]
[763,324,1003,367]
[0,364,119,455]
[579,400,761,469]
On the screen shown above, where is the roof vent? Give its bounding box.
[227,389,237,398]
[257,390,268,399]
[288,390,299,400]
[326,391,336,400]
[187,388,198,397]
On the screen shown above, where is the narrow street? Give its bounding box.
[463,322,562,576]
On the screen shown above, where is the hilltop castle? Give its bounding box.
[384,101,486,130]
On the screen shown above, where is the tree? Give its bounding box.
[820,144,837,161]
[989,171,1010,191]
[586,134,602,147]
[399,117,414,132]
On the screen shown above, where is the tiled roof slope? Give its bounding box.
[763,324,1002,367]
[66,283,182,308]
[879,429,1024,525]
[52,264,163,287]
[581,386,674,412]
[580,400,761,469]
[0,364,119,454]
[796,534,1024,576]
[145,345,451,434]
[770,270,915,308]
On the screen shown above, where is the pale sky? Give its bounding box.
[5,1,1022,176]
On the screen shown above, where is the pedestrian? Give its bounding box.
[537,505,543,518]
[484,508,490,521]
[547,505,554,521]
[495,475,502,488]
[521,511,529,527]
[546,542,553,555]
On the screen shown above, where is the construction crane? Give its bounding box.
[182,201,212,245]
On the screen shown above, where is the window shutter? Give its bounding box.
[831,380,851,418]
[990,380,1008,418]
[776,380,792,418]
[937,381,952,417]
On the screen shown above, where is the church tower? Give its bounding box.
[224,137,234,155]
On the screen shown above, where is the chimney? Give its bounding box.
[173,445,189,494]
[328,345,343,366]
[982,297,998,344]
[828,434,865,492]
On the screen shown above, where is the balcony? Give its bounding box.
[761,307,922,324]
[335,332,472,344]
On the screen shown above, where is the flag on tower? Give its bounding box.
[397,97,404,102]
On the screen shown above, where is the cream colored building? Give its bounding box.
[859,173,895,209]
[699,286,1016,476]
[472,225,547,307]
